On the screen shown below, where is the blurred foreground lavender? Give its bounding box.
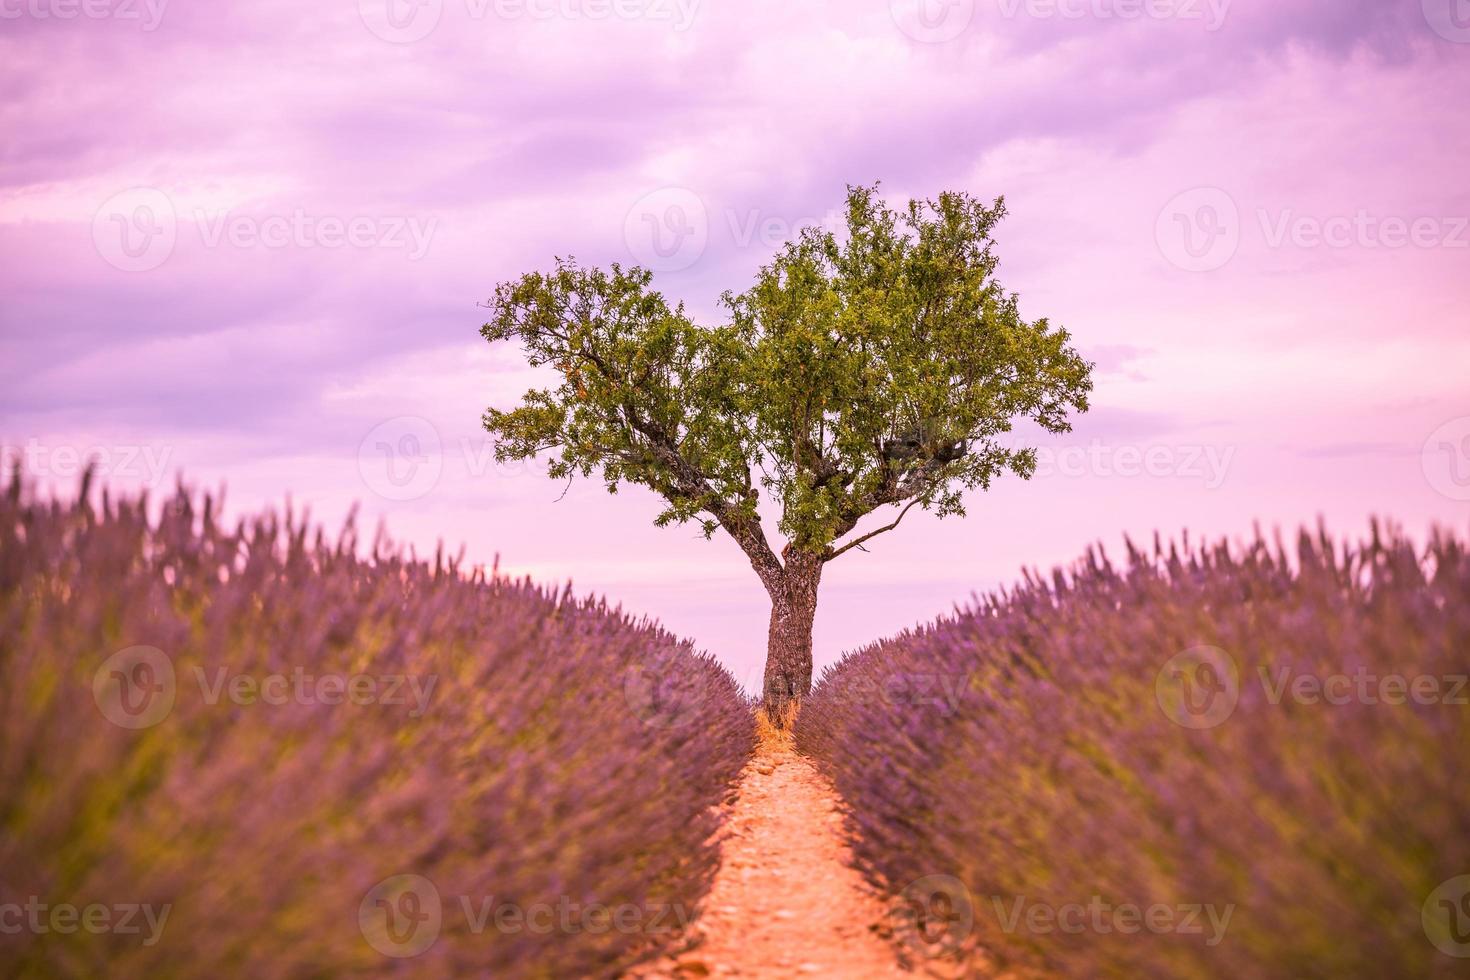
[798,524,1470,978]
[0,472,752,977]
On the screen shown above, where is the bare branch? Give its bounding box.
[623,413,785,590]
[823,497,924,563]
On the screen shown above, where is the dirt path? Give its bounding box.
[634,730,909,978]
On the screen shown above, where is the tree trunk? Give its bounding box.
[762,549,823,723]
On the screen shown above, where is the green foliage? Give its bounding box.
[482,185,1092,571]
[482,264,756,541]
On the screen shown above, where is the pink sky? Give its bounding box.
[3,0,1468,690]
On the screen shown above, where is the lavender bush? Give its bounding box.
[797,524,1470,978]
[0,471,752,978]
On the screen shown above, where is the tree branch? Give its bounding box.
[823,497,924,563]
[535,314,789,590]
[624,413,785,590]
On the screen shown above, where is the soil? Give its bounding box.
[631,732,911,978]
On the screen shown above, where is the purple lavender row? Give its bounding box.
[0,470,752,977]
[797,523,1470,978]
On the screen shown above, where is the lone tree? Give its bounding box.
[481,185,1092,719]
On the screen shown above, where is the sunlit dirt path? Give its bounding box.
[632,726,909,979]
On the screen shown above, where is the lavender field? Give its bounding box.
[6,468,1468,978]
[0,472,752,977]
[797,524,1470,978]
[5,0,1468,975]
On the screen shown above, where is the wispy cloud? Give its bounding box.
[2,0,1467,675]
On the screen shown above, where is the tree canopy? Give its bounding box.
[482,185,1092,590]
